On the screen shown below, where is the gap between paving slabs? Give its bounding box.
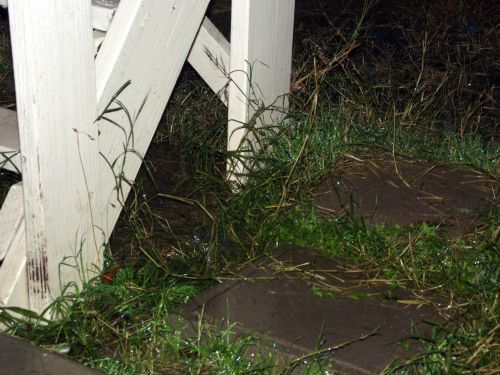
[175,245,441,375]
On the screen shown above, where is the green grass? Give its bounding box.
[0,256,279,374]
[1,1,499,373]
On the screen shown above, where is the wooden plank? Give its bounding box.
[92,0,119,31]
[0,183,28,311]
[0,219,27,310]
[0,182,23,260]
[8,0,99,313]
[95,0,210,240]
[188,17,230,105]
[0,107,21,173]
[228,0,295,179]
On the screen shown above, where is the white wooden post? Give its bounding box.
[8,0,99,313]
[228,0,295,179]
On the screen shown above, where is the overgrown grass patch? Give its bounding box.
[0,252,281,374]
[227,177,498,373]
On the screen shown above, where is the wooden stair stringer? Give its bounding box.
[94,0,212,241]
[0,182,28,310]
[91,0,231,104]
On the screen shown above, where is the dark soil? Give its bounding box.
[108,142,225,262]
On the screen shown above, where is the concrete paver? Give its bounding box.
[313,155,497,235]
[182,245,439,374]
[0,332,103,375]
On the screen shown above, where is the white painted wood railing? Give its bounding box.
[0,0,294,315]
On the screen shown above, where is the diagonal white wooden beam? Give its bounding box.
[95,0,210,241]
[0,182,23,261]
[8,0,99,313]
[0,182,27,310]
[92,0,230,105]
[189,17,230,105]
[228,0,295,180]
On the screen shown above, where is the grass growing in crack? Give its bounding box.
[164,2,499,371]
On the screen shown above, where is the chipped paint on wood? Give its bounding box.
[28,254,49,299]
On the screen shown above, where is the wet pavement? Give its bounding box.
[180,245,440,374]
[0,332,102,375]
[313,153,497,235]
